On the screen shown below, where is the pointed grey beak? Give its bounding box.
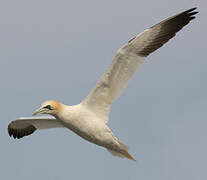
[32,107,45,116]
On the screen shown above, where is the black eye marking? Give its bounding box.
[44,105,52,110]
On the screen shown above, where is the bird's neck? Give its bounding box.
[53,104,72,120]
[54,104,82,123]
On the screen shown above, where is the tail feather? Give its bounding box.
[121,149,136,162]
[107,149,136,161]
[107,140,136,161]
[107,149,125,158]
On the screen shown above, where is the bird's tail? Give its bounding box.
[107,141,136,161]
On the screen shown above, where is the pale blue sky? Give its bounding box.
[0,0,206,179]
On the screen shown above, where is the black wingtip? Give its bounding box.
[185,7,197,13]
[188,11,199,16]
[178,7,198,23]
[8,120,36,139]
[8,126,12,137]
[184,7,199,16]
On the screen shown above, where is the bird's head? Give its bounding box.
[32,100,62,116]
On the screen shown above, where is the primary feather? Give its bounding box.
[82,8,198,123]
[8,117,64,139]
[8,8,198,161]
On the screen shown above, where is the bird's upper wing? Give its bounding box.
[82,8,198,123]
[8,117,64,139]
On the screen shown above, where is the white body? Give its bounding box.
[57,104,120,151]
[8,8,198,161]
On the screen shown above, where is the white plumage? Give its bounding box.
[8,8,198,161]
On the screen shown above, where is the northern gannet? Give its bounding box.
[8,8,198,161]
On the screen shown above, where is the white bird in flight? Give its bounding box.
[8,8,198,161]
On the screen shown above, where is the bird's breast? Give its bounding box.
[62,117,111,146]
[56,105,115,147]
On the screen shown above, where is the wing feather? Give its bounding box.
[82,8,198,123]
[8,117,64,139]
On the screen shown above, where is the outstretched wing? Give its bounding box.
[82,8,198,123]
[8,117,64,139]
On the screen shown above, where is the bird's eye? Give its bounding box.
[44,105,52,110]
